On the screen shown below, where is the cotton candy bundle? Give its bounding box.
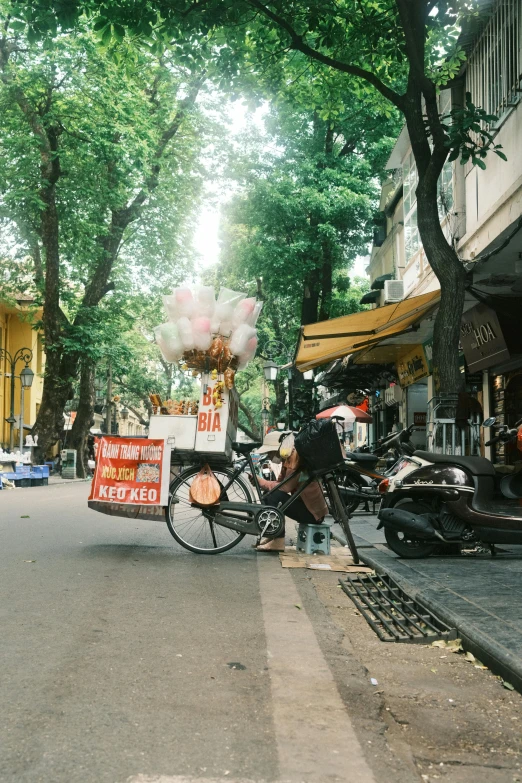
[192,317,212,351]
[232,297,256,329]
[229,324,257,358]
[247,301,263,327]
[155,323,183,363]
[195,285,216,319]
[177,316,195,351]
[173,287,194,319]
[236,335,258,369]
[163,295,179,322]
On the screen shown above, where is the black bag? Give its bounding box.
[295,419,344,472]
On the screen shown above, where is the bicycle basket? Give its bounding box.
[295,419,344,471]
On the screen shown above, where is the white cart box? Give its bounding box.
[147,378,238,463]
[195,380,238,461]
[148,414,197,450]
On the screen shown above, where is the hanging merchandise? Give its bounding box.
[188,464,221,507]
[154,284,263,389]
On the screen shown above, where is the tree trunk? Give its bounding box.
[69,359,95,478]
[319,244,333,321]
[301,269,320,325]
[404,88,467,396]
[415,186,466,394]
[238,399,261,441]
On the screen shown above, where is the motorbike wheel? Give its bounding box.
[383,500,437,559]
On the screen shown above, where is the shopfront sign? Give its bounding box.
[460,304,510,372]
[396,344,429,388]
[89,436,169,506]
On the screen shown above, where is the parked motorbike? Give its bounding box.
[338,424,416,514]
[377,417,522,558]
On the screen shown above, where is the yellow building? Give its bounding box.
[0,296,45,450]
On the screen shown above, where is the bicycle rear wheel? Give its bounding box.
[325,476,359,564]
[167,466,253,554]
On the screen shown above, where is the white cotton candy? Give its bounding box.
[229,324,257,358]
[237,335,258,370]
[154,323,183,363]
[246,300,263,327]
[195,285,216,319]
[177,316,195,350]
[173,287,194,319]
[162,295,179,322]
[232,297,256,329]
[217,287,245,311]
[192,317,212,351]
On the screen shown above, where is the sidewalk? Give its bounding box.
[48,475,91,486]
[335,511,522,693]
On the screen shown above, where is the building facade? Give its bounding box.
[360,0,522,460]
[0,297,45,450]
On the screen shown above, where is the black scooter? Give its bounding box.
[338,424,416,514]
[377,417,522,558]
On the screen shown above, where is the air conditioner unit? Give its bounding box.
[384,386,402,406]
[384,279,404,303]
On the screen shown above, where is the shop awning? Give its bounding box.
[295,289,440,371]
[359,289,381,305]
[371,273,394,290]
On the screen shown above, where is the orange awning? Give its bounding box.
[295,290,440,371]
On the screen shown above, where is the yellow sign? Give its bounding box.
[396,345,429,388]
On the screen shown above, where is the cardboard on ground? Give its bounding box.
[280,547,373,573]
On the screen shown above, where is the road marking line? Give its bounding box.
[127,777,258,783]
[257,556,376,783]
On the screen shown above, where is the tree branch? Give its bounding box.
[246,0,404,109]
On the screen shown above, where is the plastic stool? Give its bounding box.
[296,522,331,556]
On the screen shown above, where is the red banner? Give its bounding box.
[89,437,169,506]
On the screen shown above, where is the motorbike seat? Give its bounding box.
[414,450,496,476]
[233,441,263,455]
[347,452,379,465]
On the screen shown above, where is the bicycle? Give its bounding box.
[165,440,359,562]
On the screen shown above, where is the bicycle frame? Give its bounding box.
[171,452,360,563]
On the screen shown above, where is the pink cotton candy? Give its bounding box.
[192,317,212,351]
[174,287,194,318]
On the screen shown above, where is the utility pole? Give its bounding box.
[106,360,112,435]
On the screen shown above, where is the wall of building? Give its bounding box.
[0,304,44,449]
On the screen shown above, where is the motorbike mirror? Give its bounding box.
[482,416,496,427]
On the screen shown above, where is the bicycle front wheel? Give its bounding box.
[325,476,359,564]
[166,466,253,554]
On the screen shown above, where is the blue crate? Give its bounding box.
[39,465,50,477]
[15,464,31,475]
[30,476,44,487]
[31,466,44,477]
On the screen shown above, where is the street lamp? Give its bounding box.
[19,366,34,454]
[263,359,279,383]
[120,406,129,420]
[0,347,33,451]
[262,340,294,429]
[261,396,271,433]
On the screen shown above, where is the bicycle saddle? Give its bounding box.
[233,441,263,454]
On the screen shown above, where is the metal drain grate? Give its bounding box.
[340,573,457,644]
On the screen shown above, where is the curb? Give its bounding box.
[48,478,92,487]
[357,547,522,694]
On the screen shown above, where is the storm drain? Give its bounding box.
[340,573,457,644]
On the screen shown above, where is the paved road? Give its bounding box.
[0,484,400,783]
